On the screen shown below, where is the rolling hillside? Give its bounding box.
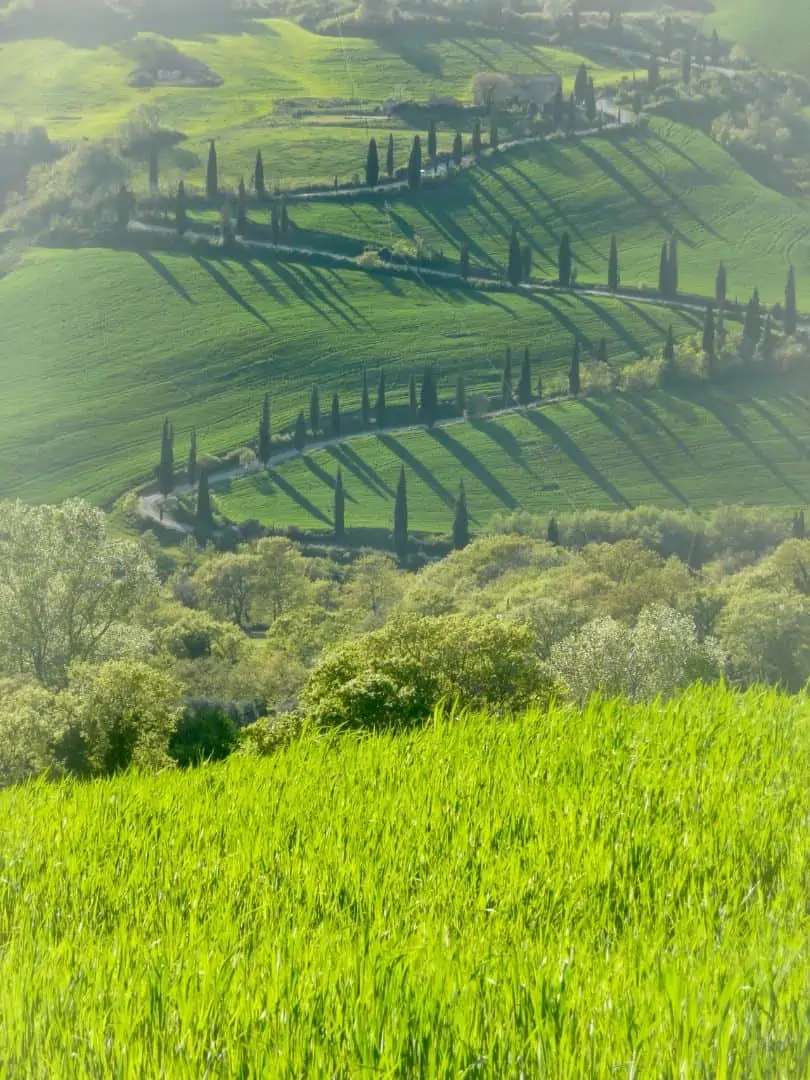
[0,245,700,503]
[709,0,810,79]
[283,120,810,306]
[219,376,810,533]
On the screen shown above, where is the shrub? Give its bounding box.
[0,682,66,787]
[238,712,305,756]
[169,703,239,767]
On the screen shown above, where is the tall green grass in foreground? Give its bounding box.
[1,685,808,1075]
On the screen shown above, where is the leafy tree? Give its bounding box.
[198,552,259,628]
[254,149,266,200]
[552,85,564,130]
[409,372,418,422]
[648,56,660,91]
[608,234,619,290]
[702,304,716,365]
[420,367,439,427]
[365,137,380,188]
[569,339,581,396]
[293,411,307,452]
[334,467,345,541]
[0,500,156,686]
[785,265,797,336]
[375,369,387,429]
[407,135,422,191]
[455,370,467,416]
[175,179,188,236]
[187,426,197,486]
[331,392,340,437]
[361,367,371,428]
[148,144,159,193]
[517,347,532,406]
[258,392,271,464]
[715,262,727,306]
[502,347,513,406]
[158,417,174,496]
[196,470,213,533]
[310,385,320,436]
[718,588,810,692]
[472,119,482,161]
[459,240,470,279]
[558,231,573,286]
[393,466,408,559]
[452,131,463,167]
[490,119,499,151]
[386,133,395,178]
[507,223,523,286]
[585,78,597,123]
[574,63,588,103]
[453,481,470,550]
[427,120,437,163]
[206,139,218,200]
[236,176,247,233]
[116,183,135,229]
[522,243,533,282]
[547,515,560,546]
[658,241,669,297]
[254,537,311,623]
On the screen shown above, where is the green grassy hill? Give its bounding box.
[284,120,810,306]
[710,0,810,78]
[0,245,699,503]
[1,688,807,1073]
[0,21,631,188]
[220,375,810,533]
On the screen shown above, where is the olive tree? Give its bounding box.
[0,500,156,686]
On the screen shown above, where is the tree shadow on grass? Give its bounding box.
[469,417,536,477]
[376,432,456,507]
[524,408,632,507]
[243,259,289,305]
[428,426,520,509]
[283,262,359,328]
[506,158,601,265]
[192,255,269,325]
[520,291,594,349]
[267,467,332,526]
[301,455,359,503]
[575,293,647,353]
[580,398,691,506]
[368,31,444,78]
[649,129,713,178]
[744,395,810,461]
[327,443,395,499]
[261,259,337,326]
[623,393,697,461]
[138,251,196,304]
[309,265,373,328]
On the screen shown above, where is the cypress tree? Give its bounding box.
[648,56,660,91]
[236,176,248,234]
[452,131,463,167]
[663,324,676,375]
[293,410,307,452]
[452,480,470,551]
[158,417,174,496]
[427,120,437,163]
[547,515,560,546]
[702,304,716,370]
[308,385,319,436]
[420,367,438,428]
[596,337,608,366]
[393,465,408,560]
[681,48,692,86]
[558,231,572,287]
[407,135,422,191]
[715,262,727,306]
[658,241,669,297]
[409,372,418,422]
[195,470,213,532]
[280,198,289,237]
[568,339,581,397]
[365,137,380,188]
[522,244,533,282]
[490,119,499,151]
[507,223,523,286]
[271,204,280,245]
[361,368,371,428]
[331,392,340,437]
[206,140,218,201]
[608,234,619,290]
[219,201,234,248]
[668,236,679,296]
[472,119,482,161]
[386,133,395,178]
[455,370,467,416]
[585,78,597,123]
[759,314,775,362]
[116,183,134,229]
[148,144,159,193]
[785,265,797,336]
[536,368,543,400]
[334,467,345,541]
[459,241,470,280]
[517,347,532,406]
[375,369,387,429]
[502,347,513,406]
[175,180,188,236]
[552,85,564,130]
[258,392,271,464]
[254,149,266,200]
[187,426,197,487]
[566,93,576,134]
[574,63,588,104]
[792,508,806,540]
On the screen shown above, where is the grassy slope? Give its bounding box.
[710,0,810,78]
[220,376,810,533]
[0,245,699,503]
[0,21,631,187]
[285,120,810,306]
[1,689,808,1073]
